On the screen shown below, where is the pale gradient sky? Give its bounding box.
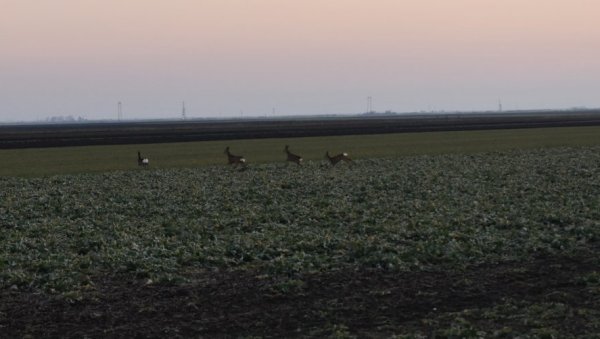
[1,0,599,121]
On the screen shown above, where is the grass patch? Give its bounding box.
[1,125,600,177]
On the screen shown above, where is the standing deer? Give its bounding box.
[137,151,149,167]
[284,145,303,165]
[225,146,246,166]
[325,151,352,166]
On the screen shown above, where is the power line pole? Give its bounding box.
[367,96,373,113]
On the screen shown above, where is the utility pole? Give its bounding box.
[118,101,122,121]
[367,96,374,113]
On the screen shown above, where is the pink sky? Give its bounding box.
[2,0,599,120]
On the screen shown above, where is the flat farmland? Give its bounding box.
[2,125,600,177]
[2,110,600,149]
[1,126,599,337]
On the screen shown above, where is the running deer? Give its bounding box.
[284,145,303,165]
[137,151,149,167]
[224,146,246,166]
[325,151,352,166]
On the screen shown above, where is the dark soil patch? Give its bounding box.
[1,253,598,338]
[3,111,600,148]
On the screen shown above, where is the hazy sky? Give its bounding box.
[2,0,599,121]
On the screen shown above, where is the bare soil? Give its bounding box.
[2,110,600,148]
[2,251,598,338]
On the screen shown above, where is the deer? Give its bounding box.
[325,151,352,166]
[224,146,246,166]
[284,145,303,165]
[137,151,149,167]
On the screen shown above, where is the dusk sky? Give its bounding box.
[2,0,599,121]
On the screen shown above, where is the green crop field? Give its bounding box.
[1,124,599,336]
[2,125,600,177]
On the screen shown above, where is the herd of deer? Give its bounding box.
[137,146,352,168]
[225,145,352,166]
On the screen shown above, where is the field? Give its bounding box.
[2,110,600,149]
[2,125,600,177]
[1,128,600,337]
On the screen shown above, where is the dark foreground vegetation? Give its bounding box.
[2,109,600,149]
[1,146,599,337]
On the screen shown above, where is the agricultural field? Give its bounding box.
[1,140,599,336]
[2,125,600,177]
[2,110,600,149]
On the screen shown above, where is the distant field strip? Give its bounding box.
[1,126,600,177]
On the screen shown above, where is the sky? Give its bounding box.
[1,0,599,121]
